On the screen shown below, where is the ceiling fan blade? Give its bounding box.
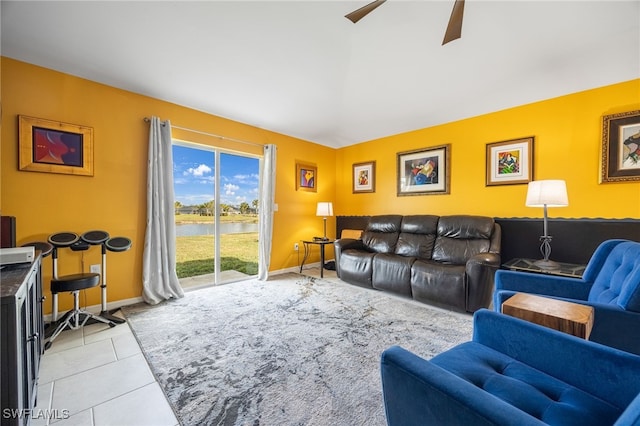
[442,0,465,45]
[345,0,387,24]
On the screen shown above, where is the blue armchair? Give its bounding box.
[493,239,640,355]
[381,309,640,426]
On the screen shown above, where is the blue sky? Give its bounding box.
[172,144,259,206]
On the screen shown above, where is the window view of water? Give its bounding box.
[175,222,259,237]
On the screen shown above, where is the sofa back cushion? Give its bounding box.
[362,215,403,254]
[394,215,439,259]
[588,240,640,312]
[433,216,495,264]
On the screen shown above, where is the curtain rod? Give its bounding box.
[143,117,265,148]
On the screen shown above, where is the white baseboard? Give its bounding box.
[270,261,322,277]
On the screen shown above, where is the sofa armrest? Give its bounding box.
[465,253,501,312]
[468,252,501,267]
[615,392,640,426]
[333,238,366,277]
[494,269,592,299]
[473,310,640,407]
[492,292,640,356]
[334,238,364,252]
[586,303,640,356]
[381,345,544,426]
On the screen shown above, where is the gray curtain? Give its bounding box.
[142,117,185,304]
[258,144,277,280]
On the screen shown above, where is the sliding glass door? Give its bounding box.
[173,142,260,287]
[218,152,259,280]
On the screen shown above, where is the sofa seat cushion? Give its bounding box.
[338,250,376,288]
[372,253,415,297]
[430,342,622,426]
[411,260,466,311]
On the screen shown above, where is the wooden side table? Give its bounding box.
[300,239,334,278]
[501,293,594,339]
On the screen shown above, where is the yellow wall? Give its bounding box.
[1,58,336,312]
[2,57,639,313]
[336,79,640,219]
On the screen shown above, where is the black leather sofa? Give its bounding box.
[333,215,501,313]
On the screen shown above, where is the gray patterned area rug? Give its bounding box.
[122,273,473,426]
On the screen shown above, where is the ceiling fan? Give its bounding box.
[345,0,466,45]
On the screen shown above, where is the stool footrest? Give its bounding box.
[45,309,116,350]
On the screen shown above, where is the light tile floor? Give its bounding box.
[35,312,179,426]
[36,266,332,426]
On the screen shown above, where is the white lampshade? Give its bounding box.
[316,202,334,217]
[525,180,568,207]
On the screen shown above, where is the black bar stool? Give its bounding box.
[45,272,115,350]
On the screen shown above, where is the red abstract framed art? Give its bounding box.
[19,115,94,176]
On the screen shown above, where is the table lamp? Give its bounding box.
[526,180,568,269]
[316,202,333,241]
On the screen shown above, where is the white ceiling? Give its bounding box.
[2,1,639,148]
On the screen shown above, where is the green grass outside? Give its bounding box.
[175,233,259,278]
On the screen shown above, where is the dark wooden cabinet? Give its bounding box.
[1,254,43,426]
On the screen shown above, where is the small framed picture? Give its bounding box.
[486,136,534,186]
[353,161,376,193]
[397,144,450,196]
[19,115,94,176]
[295,161,317,192]
[600,110,640,183]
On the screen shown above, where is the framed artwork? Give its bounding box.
[295,161,317,192]
[397,144,450,196]
[353,161,376,193]
[19,115,94,176]
[600,110,640,183]
[485,136,534,186]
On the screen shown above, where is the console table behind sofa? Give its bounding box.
[336,216,640,266]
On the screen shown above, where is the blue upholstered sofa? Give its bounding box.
[381,309,640,426]
[493,239,640,355]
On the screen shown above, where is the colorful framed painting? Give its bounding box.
[485,136,533,186]
[353,161,376,193]
[295,161,317,192]
[19,115,94,176]
[397,144,450,196]
[600,110,640,183]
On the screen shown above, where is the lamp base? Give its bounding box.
[533,258,561,270]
